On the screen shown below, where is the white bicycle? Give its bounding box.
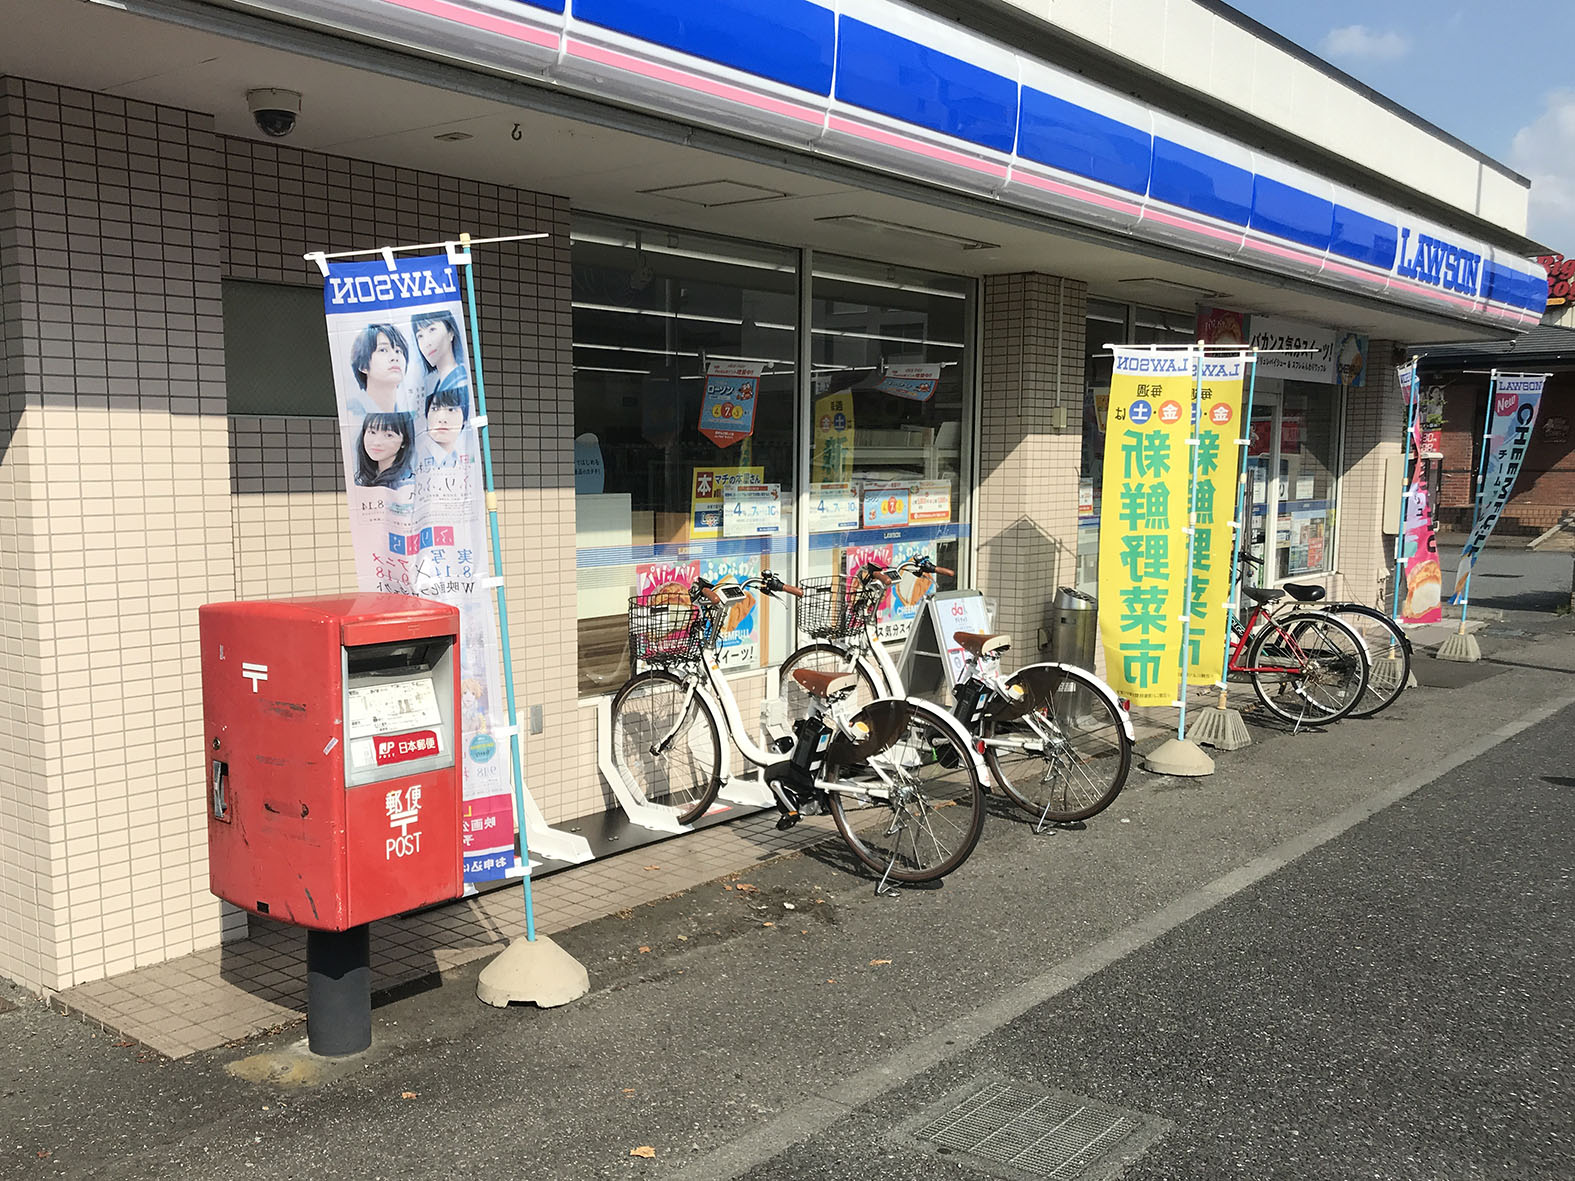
[609,572,989,887]
[778,557,1134,826]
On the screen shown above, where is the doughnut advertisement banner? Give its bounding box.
[1395,361,1443,624]
[1450,373,1547,603]
[321,255,515,885]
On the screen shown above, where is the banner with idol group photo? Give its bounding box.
[1395,361,1443,623]
[1451,373,1547,603]
[1096,348,1198,706]
[322,255,516,884]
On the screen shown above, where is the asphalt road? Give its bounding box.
[727,702,1575,1181]
[3,629,1573,1181]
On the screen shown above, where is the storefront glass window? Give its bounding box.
[572,218,799,695]
[1243,380,1339,581]
[805,255,972,639]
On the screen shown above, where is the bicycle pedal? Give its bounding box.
[775,811,800,831]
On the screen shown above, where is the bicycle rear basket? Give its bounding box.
[628,593,708,666]
[796,576,883,639]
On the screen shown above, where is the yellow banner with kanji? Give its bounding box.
[1097,349,1198,705]
[1186,353,1247,686]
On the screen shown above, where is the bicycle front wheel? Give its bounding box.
[609,670,722,825]
[826,701,986,883]
[778,641,880,720]
[983,666,1132,823]
[1322,605,1411,718]
[1249,612,1368,727]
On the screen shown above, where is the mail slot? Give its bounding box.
[200,594,462,932]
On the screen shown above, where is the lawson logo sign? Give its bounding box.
[1395,227,1482,297]
[324,258,461,312]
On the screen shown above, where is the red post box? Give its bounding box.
[200,594,462,1055]
[200,594,463,928]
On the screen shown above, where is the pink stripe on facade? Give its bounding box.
[1009,169,1142,217]
[827,115,1009,178]
[567,39,824,124]
[1140,207,1243,247]
[382,0,559,49]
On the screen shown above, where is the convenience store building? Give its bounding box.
[0,0,1548,993]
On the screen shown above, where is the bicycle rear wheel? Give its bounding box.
[778,642,880,720]
[826,700,985,883]
[1249,612,1368,727]
[1322,605,1411,718]
[983,665,1131,823]
[609,670,722,825]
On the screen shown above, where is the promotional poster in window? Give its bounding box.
[321,255,518,885]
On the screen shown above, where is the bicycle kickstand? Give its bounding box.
[874,844,902,899]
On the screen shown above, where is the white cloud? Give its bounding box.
[1321,25,1410,62]
[1509,90,1575,252]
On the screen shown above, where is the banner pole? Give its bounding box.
[458,232,538,944]
[1390,360,1420,622]
[1175,344,1206,741]
[1219,352,1258,704]
[1455,369,1500,629]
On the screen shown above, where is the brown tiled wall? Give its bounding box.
[0,78,237,991]
[1335,342,1404,607]
[975,273,1087,672]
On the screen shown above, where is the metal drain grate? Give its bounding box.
[896,1077,1168,1181]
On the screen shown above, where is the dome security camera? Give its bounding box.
[246,89,302,138]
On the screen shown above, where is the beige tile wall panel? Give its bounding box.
[974,273,1088,676]
[1335,344,1406,609]
[0,74,599,992]
[0,77,234,992]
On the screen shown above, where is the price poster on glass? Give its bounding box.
[321,255,515,884]
[698,360,764,447]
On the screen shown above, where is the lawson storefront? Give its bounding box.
[0,0,1548,992]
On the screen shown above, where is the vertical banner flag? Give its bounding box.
[698,360,763,447]
[1395,361,1443,623]
[1097,348,1198,705]
[1186,352,1248,686]
[1451,373,1547,602]
[322,255,516,885]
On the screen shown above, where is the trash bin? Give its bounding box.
[1049,587,1097,671]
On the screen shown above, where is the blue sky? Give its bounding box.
[1227,1,1575,254]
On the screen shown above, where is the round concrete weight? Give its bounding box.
[1143,737,1216,777]
[476,935,590,1009]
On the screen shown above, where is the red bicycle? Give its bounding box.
[1226,583,1370,728]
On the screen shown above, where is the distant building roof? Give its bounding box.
[1414,324,1575,371]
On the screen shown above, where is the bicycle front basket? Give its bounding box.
[628,594,705,666]
[797,576,882,639]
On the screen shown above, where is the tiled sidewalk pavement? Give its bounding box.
[52,810,844,1060]
[51,683,1217,1060]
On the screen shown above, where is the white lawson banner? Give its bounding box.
[322,254,519,885]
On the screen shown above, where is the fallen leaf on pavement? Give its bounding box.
[400,1092,417,1100]
[630,1146,656,1158]
[643,865,660,871]
[112,1040,135,1048]
[677,935,688,941]
[622,1088,636,1095]
[735,883,759,893]
[762,921,774,927]
[869,959,892,966]
[638,945,651,953]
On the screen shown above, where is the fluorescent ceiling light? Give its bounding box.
[815,214,998,253]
